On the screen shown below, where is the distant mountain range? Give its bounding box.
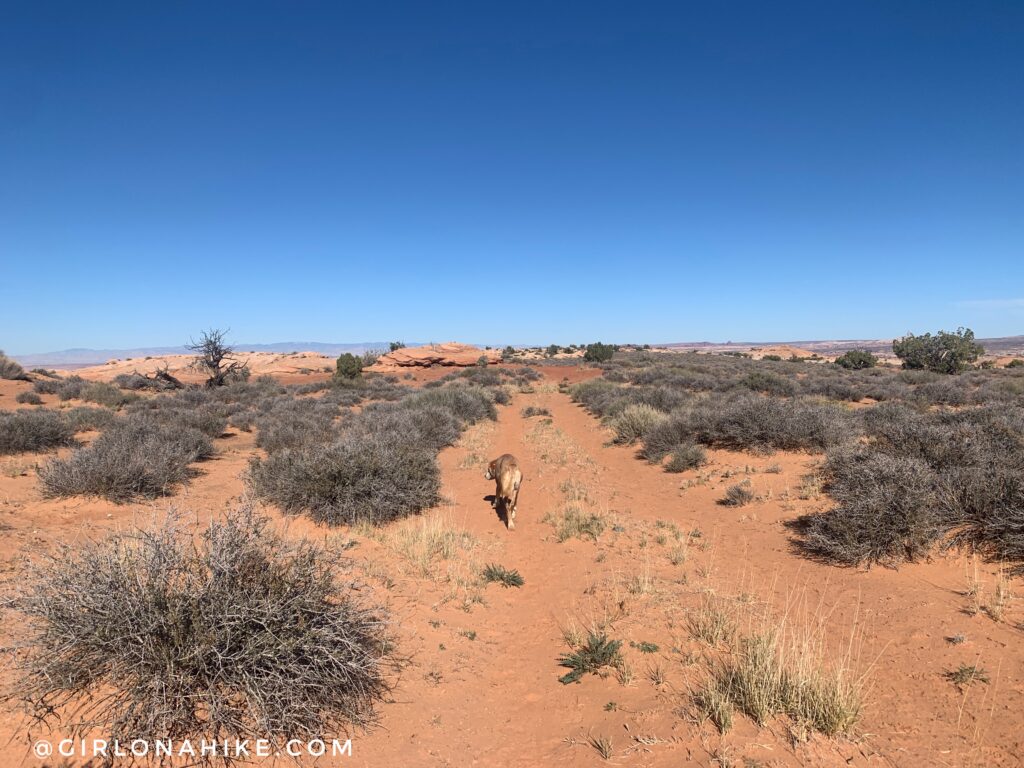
[12,335,1023,368]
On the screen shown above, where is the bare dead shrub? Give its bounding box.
[5,507,396,762]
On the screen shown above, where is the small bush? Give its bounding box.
[583,342,616,363]
[15,391,43,405]
[722,480,755,506]
[6,507,395,758]
[482,563,524,588]
[335,353,364,380]
[558,632,623,684]
[33,375,86,401]
[0,350,29,380]
[665,443,707,472]
[39,415,213,502]
[521,406,551,418]
[834,350,878,370]
[609,403,665,445]
[0,410,76,454]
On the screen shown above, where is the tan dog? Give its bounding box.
[484,454,523,530]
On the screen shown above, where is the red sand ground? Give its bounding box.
[0,367,1021,767]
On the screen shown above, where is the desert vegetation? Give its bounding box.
[4,507,396,763]
[572,334,1024,570]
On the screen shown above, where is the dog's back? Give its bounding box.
[486,454,523,529]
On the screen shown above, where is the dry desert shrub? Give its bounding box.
[0,350,29,380]
[4,507,396,762]
[0,409,76,455]
[14,391,43,405]
[249,431,440,526]
[38,414,212,502]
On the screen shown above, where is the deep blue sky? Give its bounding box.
[2,1,1022,353]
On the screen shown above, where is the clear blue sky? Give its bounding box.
[2,1,1021,353]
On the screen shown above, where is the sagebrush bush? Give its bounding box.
[0,410,76,454]
[62,406,117,432]
[81,381,139,409]
[665,443,707,472]
[15,391,43,405]
[33,375,86,400]
[249,431,441,526]
[6,507,395,759]
[0,350,29,380]
[39,414,213,502]
[791,449,941,565]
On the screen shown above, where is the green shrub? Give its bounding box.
[1007,358,1024,369]
[558,633,623,684]
[482,563,525,588]
[583,342,616,363]
[893,327,983,374]
[335,353,364,380]
[834,350,878,370]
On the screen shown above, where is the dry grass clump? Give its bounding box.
[697,630,862,736]
[521,405,551,418]
[5,507,396,760]
[0,409,76,455]
[608,403,666,445]
[693,594,866,738]
[545,504,607,542]
[38,414,212,501]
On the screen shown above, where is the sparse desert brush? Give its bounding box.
[0,409,76,455]
[33,374,86,400]
[38,414,212,502]
[15,391,43,405]
[81,381,140,409]
[4,507,396,761]
[482,563,525,588]
[721,479,755,507]
[608,403,665,445]
[546,504,606,542]
[558,632,623,684]
[378,514,475,576]
[686,596,737,647]
[62,406,117,432]
[665,442,707,473]
[249,431,441,526]
[521,405,551,418]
